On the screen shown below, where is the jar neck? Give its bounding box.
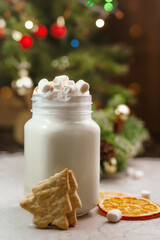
[32,112,92,122]
[31,95,92,122]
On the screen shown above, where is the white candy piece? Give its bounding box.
[38,78,48,87]
[38,78,53,93]
[141,190,151,199]
[126,167,135,177]
[67,80,75,85]
[76,80,89,94]
[53,79,63,89]
[63,85,78,95]
[107,209,122,223]
[133,170,144,179]
[54,75,69,83]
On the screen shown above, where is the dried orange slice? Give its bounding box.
[99,191,129,200]
[98,196,160,220]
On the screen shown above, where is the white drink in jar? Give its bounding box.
[24,76,100,216]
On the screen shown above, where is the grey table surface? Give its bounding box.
[0,153,160,240]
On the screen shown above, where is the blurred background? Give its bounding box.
[0,0,159,174]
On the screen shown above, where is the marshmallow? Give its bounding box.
[107,209,122,223]
[67,80,75,85]
[133,170,144,179]
[76,80,89,94]
[53,79,63,89]
[54,75,69,83]
[126,167,135,177]
[141,190,151,199]
[53,75,70,89]
[63,85,78,95]
[38,79,53,93]
[33,86,38,95]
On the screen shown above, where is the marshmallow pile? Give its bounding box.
[33,75,90,99]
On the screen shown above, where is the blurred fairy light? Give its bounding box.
[61,56,69,63]
[128,82,141,95]
[129,24,142,38]
[0,19,6,28]
[57,16,65,26]
[115,11,124,20]
[4,10,11,18]
[104,2,113,12]
[25,20,33,29]
[105,0,113,2]
[71,39,79,47]
[51,56,69,70]
[96,19,105,28]
[12,30,22,41]
[82,28,89,36]
[86,0,94,7]
[51,60,59,68]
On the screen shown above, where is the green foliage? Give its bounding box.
[0,0,130,90]
[93,107,150,172]
[0,0,149,174]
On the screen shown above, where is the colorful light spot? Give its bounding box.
[96,19,105,28]
[71,39,79,48]
[104,3,113,12]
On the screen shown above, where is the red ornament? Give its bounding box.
[0,28,5,38]
[50,23,67,39]
[19,35,33,49]
[34,25,48,38]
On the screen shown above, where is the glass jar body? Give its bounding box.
[24,97,100,215]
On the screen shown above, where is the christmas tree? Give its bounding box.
[0,0,149,174]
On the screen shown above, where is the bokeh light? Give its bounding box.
[82,28,89,36]
[0,19,6,28]
[57,16,65,26]
[104,3,114,12]
[4,10,11,18]
[128,82,141,95]
[115,11,124,20]
[105,0,113,2]
[86,0,94,7]
[12,30,22,41]
[129,24,142,38]
[71,39,79,48]
[96,19,105,28]
[25,20,33,30]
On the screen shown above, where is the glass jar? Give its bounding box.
[24,94,100,216]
